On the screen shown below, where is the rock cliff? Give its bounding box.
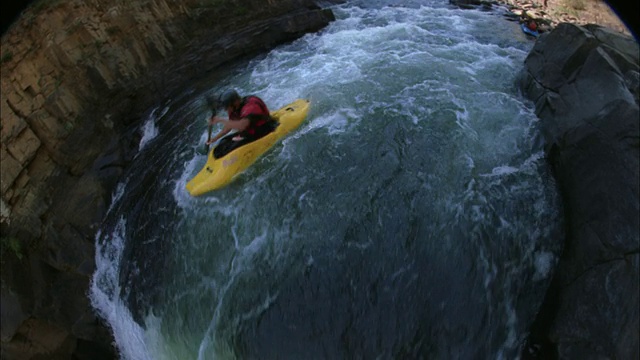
[0,0,336,358]
[519,23,639,358]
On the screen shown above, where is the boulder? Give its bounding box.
[519,23,639,358]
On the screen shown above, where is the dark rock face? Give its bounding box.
[449,0,494,10]
[519,23,639,359]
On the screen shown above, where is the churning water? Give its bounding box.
[91,1,563,359]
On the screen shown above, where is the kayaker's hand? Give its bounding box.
[206,138,215,145]
[209,116,223,125]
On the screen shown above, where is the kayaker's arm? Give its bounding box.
[207,128,230,145]
[206,116,250,145]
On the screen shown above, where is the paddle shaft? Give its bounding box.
[204,95,219,154]
[205,123,213,153]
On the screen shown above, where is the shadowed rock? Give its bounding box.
[519,23,639,359]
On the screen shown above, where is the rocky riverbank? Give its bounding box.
[518,23,639,358]
[452,0,632,36]
[497,0,631,35]
[1,1,339,358]
[450,3,638,355]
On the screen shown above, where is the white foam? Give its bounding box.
[533,251,555,281]
[106,181,128,217]
[139,109,160,152]
[482,165,520,177]
[496,300,519,360]
[90,219,153,360]
[173,154,205,210]
[301,108,356,136]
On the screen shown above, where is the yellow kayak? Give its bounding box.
[186,99,310,196]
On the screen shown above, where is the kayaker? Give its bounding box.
[519,13,539,33]
[206,89,277,146]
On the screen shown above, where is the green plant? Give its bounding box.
[234,6,249,16]
[194,0,231,9]
[54,76,63,91]
[106,26,120,36]
[31,0,63,14]
[566,0,585,11]
[31,0,49,13]
[1,237,23,260]
[199,0,226,6]
[0,50,13,64]
[94,39,107,52]
[554,3,580,18]
[66,19,84,34]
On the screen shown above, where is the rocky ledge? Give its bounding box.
[518,23,639,358]
[1,0,339,359]
[497,0,632,36]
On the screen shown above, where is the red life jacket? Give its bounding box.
[228,96,273,136]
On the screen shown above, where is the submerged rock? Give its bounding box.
[519,23,639,359]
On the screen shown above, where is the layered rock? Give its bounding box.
[0,0,336,358]
[519,23,639,358]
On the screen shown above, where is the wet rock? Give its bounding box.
[1,318,76,360]
[0,286,28,343]
[519,23,639,359]
[449,0,495,10]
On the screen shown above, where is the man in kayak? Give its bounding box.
[206,89,277,146]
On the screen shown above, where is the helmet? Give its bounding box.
[219,89,240,108]
[204,95,218,111]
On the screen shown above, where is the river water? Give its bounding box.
[90,1,564,359]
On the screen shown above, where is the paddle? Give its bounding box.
[204,123,213,153]
[203,95,220,154]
